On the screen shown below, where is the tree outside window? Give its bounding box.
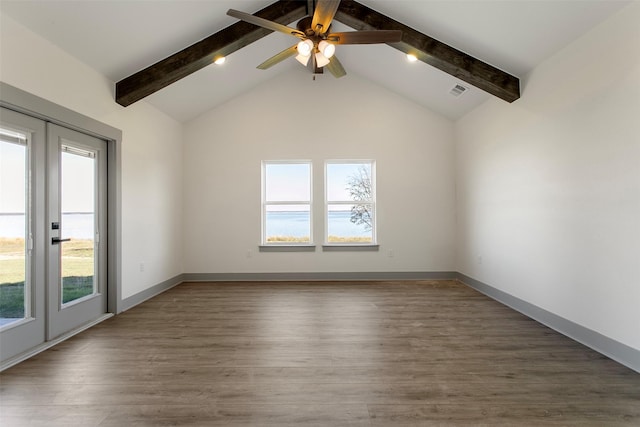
[326,161,376,244]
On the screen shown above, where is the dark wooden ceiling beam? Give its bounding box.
[115,0,306,107]
[334,0,520,102]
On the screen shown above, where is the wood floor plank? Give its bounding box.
[1,280,638,426]
[367,403,639,427]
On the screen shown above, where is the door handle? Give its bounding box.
[52,237,71,244]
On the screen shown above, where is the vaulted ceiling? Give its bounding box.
[0,0,630,122]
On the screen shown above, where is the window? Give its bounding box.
[262,161,312,245]
[0,127,31,326]
[325,161,376,244]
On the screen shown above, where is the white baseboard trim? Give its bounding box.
[182,271,457,282]
[120,274,185,312]
[457,273,640,374]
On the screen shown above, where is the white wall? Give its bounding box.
[455,3,640,350]
[183,70,456,274]
[0,13,184,300]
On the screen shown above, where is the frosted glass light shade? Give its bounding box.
[297,39,313,56]
[295,54,311,66]
[318,41,335,59]
[315,52,330,67]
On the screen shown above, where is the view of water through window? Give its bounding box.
[263,161,375,243]
[0,135,28,325]
[266,210,371,241]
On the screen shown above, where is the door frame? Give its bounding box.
[0,83,122,367]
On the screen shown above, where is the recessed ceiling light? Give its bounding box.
[214,57,226,65]
[406,54,418,63]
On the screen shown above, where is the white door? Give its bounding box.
[46,124,107,340]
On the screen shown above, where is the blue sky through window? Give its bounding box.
[326,162,372,209]
[264,162,310,203]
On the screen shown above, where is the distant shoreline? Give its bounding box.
[0,212,93,216]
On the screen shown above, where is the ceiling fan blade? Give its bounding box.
[257,45,299,70]
[327,30,403,45]
[311,0,341,35]
[325,55,346,78]
[227,9,305,38]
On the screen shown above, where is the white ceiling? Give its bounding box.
[0,0,630,122]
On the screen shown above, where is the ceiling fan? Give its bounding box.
[227,0,402,78]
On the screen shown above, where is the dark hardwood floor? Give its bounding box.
[1,280,638,426]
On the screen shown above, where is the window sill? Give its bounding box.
[259,245,316,252]
[322,244,380,252]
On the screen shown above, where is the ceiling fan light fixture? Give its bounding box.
[318,40,335,59]
[406,54,418,63]
[297,39,313,57]
[315,52,331,68]
[295,54,311,66]
[229,4,404,78]
[214,56,226,65]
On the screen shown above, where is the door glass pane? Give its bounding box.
[0,130,29,326]
[60,147,96,305]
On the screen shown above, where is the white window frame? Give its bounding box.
[325,160,376,245]
[261,160,313,246]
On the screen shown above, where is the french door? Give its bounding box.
[0,109,108,363]
[46,124,107,339]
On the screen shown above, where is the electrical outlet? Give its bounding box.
[246,250,253,258]
[388,249,394,258]
[139,262,145,272]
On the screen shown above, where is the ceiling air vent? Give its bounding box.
[450,84,468,97]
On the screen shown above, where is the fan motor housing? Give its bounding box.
[297,16,323,38]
